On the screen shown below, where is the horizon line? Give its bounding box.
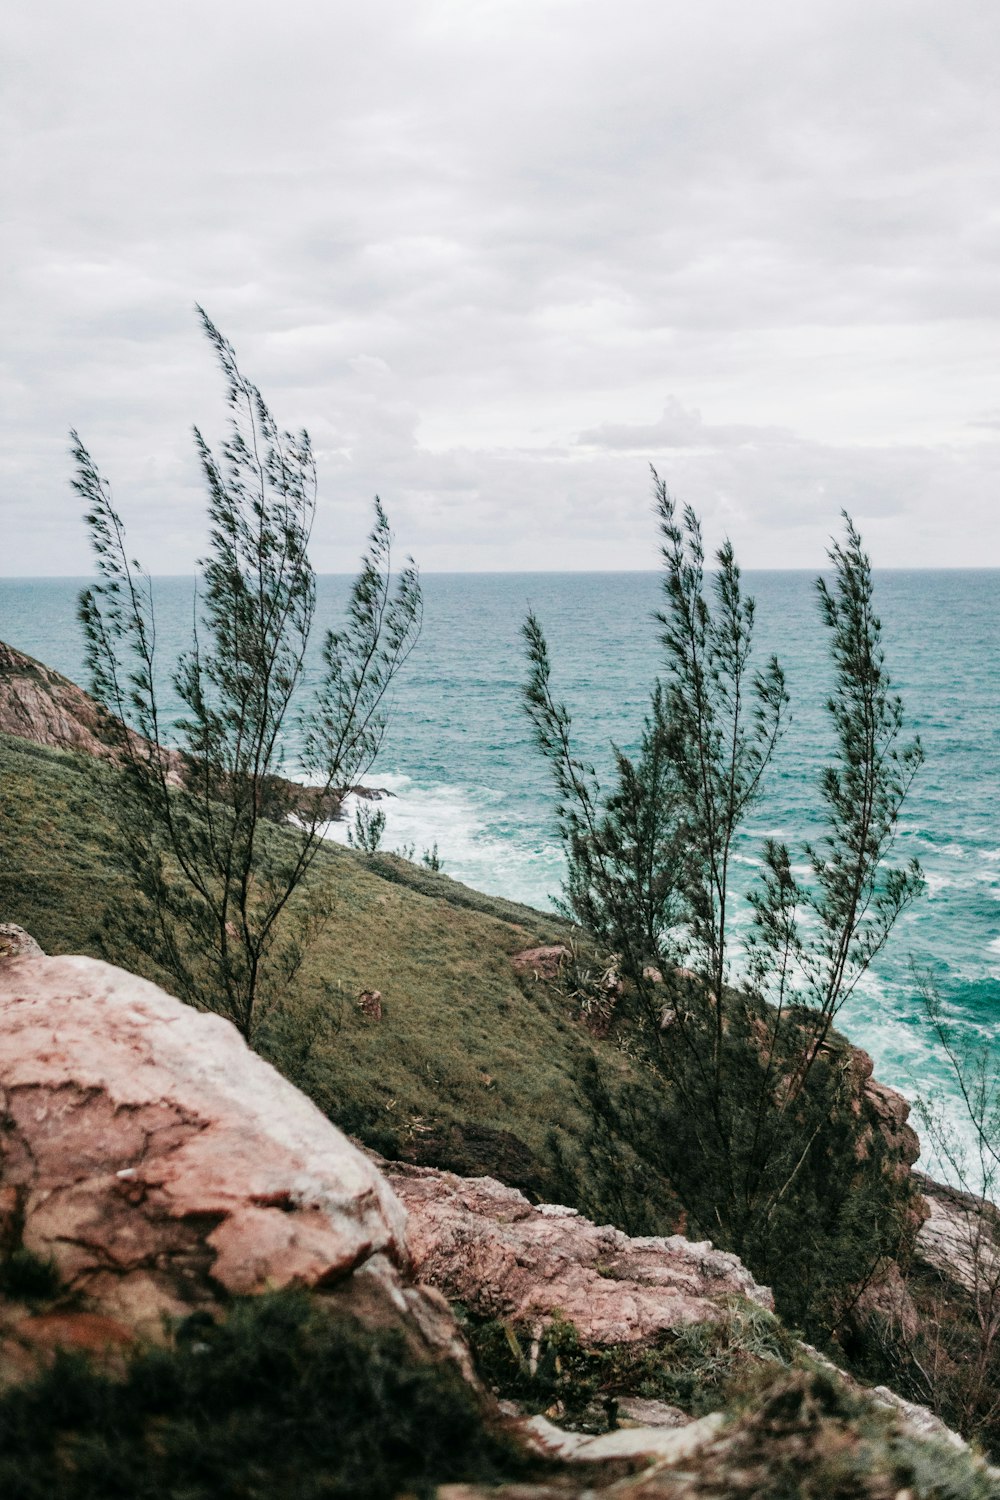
[2,565,1000,581]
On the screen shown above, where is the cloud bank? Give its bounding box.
[3,0,1000,572]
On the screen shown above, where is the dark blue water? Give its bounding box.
[1,572,998,1168]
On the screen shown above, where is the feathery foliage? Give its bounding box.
[73,311,421,1039]
[524,478,923,1333]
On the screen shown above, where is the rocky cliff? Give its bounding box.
[0,640,144,765]
[1,931,995,1497]
[0,637,379,822]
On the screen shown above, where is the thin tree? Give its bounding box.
[73,310,421,1040]
[748,516,925,1079]
[524,479,923,1322]
[522,618,682,980]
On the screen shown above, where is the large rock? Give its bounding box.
[0,641,132,763]
[914,1171,1000,1297]
[0,952,462,1368]
[382,1160,773,1345]
[0,925,44,960]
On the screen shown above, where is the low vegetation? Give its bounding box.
[3,731,1000,1490]
[710,1367,1000,1500]
[464,1297,799,1427]
[0,729,608,1193]
[0,1291,530,1500]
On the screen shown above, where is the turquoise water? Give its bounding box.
[1,571,998,1168]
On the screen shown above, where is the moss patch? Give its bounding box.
[713,1368,1000,1500]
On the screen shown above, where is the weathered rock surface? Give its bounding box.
[521,1409,724,1463]
[509,945,572,981]
[381,1160,773,1343]
[617,1397,691,1429]
[914,1171,1000,1296]
[0,924,44,960]
[0,640,136,764]
[850,1046,922,1173]
[0,952,463,1371]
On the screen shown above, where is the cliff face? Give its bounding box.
[0,638,360,821]
[0,641,137,765]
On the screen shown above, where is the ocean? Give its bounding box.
[1,571,998,1174]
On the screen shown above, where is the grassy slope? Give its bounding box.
[0,730,619,1194]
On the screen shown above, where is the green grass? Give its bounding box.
[0,731,632,1200]
[4,734,999,1496]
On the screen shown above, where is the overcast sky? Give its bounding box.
[4,0,1000,573]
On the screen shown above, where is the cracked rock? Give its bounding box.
[0,953,466,1377]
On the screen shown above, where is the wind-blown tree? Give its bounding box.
[748,517,925,1069]
[521,621,682,978]
[524,476,923,1329]
[74,310,421,1041]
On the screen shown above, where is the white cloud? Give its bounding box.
[3,0,1000,572]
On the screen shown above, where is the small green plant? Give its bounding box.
[347,803,386,854]
[421,842,443,872]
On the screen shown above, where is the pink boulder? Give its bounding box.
[383,1161,773,1346]
[0,953,428,1341]
[510,945,572,981]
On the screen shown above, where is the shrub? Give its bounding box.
[0,1291,528,1500]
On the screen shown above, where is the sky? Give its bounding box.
[4,0,1000,574]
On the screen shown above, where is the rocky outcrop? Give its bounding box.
[0,924,44,960]
[849,1045,922,1174]
[0,638,384,822]
[381,1159,773,1344]
[509,945,572,981]
[0,640,138,764]
[0,950,466,1379]
[914,1171,1000,1297]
